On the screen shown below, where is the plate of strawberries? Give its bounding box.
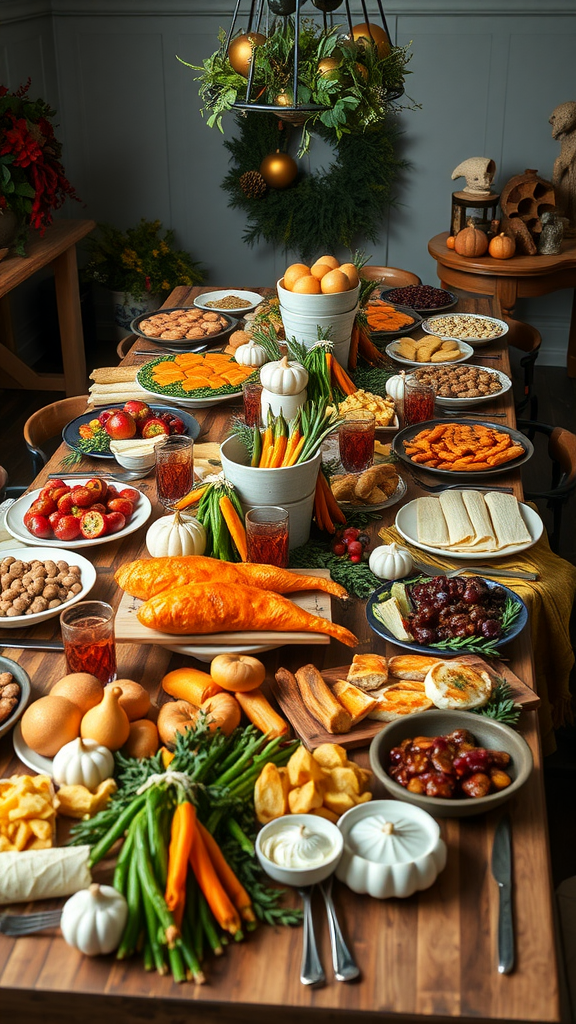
[62,401,200,462]
[5,477,152,548]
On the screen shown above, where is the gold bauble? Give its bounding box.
[275,91,292,107]
[317,57,341,80]
[350,22,391,59]
[259,150,298,189]
[228,32,267,78]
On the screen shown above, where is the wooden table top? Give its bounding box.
[428,231,576,279]
[0,219,95,298]
[0,290,562,1024]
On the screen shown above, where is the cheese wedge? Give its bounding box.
[367,685,434,722]
[331,680,378,727]
[387,655,442,681]
[347,653,388,691]
[424,661,492,711]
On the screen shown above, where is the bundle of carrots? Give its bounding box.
[251,399,342,469]
[314,468,347,534]
[349,318,389,369]
[176,481,248,562]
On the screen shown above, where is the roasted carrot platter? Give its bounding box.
[137,353,258,401]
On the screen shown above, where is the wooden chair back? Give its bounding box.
[24,395,90,478]
[518,419,576,551]
[550,426,576,488]
[361,266,422,288]
[505,318,542,356]
[116,335,135,360]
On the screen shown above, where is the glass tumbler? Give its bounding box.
[338,411,376,473]
[403,377,436,427]
[60,600,117,684]
[155,435,194,510]
[246,506,290,568]
[243,381,263,428]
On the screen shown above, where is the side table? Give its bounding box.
[0,218,95,397]
[428,231,576,377]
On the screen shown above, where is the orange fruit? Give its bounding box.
[339,262,360,288]
[293,275,322,294]
[316,254,340,270]
[310,261,333,281]
[283,263,310,291]
[320,269,350,294]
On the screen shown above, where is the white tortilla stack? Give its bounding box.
[416,496,450,547]
[485,492,532,548]
[415,491,533,553]
[438,490,475,546]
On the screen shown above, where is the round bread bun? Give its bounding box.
[21,695,82,757]
[210,654,265,693]
[113,679,151,721]
[50,673,104,715]
[424,662,492,711]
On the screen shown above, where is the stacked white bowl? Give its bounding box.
[277,277,360,368]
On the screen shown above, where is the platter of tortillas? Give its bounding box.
[395,490,543,559]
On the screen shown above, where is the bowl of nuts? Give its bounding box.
[421,313,508,348]
[0,549,97,628]
[409,365,512,408]
[0,656,31,739]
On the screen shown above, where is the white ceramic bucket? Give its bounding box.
[220,436,321,549]
[260,387,307,425]
[277,278,360,315]
[279,304,357,369]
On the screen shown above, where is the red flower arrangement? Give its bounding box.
[0,80,80,254]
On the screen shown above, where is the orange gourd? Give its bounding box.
[454,222,489,257]
[161,666,222,707]
[200,693,241,736]
[80,686,130,751]
[210,654,265,693]
[446,235,456,250]
[124,719,159,759]
[488,232,516,260]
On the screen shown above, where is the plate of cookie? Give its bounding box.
[330,464,407,510]
[386,335,474,367]
[130,307,238,348]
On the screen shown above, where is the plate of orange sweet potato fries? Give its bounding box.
[393,419,534,476]
[366,300,422,336]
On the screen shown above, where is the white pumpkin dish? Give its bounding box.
[146,510,207,558]
[368,542,414,580]
[193,290,264,314]
[61,883,128,956]
[259,356,308,395]
[0,548,97,628]
[52,737,115,792]
[234,339,268,367]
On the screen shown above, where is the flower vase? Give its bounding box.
[111,290,161,341]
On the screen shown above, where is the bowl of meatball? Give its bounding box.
[370,710,533,817]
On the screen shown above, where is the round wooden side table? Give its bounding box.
[428,231,576,377]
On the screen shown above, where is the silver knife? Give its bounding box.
[0,639,64,652]
[491,814,514,974]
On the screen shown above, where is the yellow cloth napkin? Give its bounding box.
[378,522,576,754]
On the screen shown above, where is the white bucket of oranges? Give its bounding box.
[277,254,360,315]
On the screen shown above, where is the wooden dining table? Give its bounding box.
[0,288,564,1024]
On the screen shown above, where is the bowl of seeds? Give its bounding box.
[421,313,508,347]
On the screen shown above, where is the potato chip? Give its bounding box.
[288,781,323,815]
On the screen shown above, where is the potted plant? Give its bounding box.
[82,219,204,331]
[0,79,80,256]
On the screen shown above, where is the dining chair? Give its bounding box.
[518,419,576,553]
[116,335,135,360]
[505,318,541,420]
[360,266,422,288]
[0,464,26,501]
[23,395,90,479]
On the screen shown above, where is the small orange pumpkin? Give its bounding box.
[201,692,241,736]
[454,221,489,258]
[446,235,456,250]
[488,232,516,260]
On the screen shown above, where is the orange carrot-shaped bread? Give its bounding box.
[116,556,347,601]
[137,583,358,646]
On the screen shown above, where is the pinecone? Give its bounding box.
[239,170,267,198]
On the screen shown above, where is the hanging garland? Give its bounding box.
[221,114,405,261]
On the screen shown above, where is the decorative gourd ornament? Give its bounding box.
[228,32,266,77]
[234,338,268,367]
[260,151,298,190]
[80,686,130,751]
[488,232,516,260]
[369,542,413,580]
[210,653,265,693]
[146,510,206,558]
[52,737,114,793]
[61,883,128,956]
[446,235,456,250]
[317,57,341,80]
[454,220,489,257]
[260,356,308,395]
[385,371,406,403]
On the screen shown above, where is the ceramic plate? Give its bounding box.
[5,479,152,549]
[366,577,528,657]
[130,307,238,347]
[381,287,458,315]
[421,313,509,348]
[336,476,407,512]
[62,405,201,459]
[375,414,400,438]
[392,418,534,478]
[368,302,423,338]
[0,658,31,740]
[0,547,97,627]
[166,642,277,664]
[13,721,54,775]
[394,498,543,560]
[193,290,264,315]
[136,357,250,410]
[386,340,474,367]
[408,366,512,408]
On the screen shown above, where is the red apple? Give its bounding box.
[71,486,94,508]
[168,416,186,436]
[104,511,126,534]
[98,409,116,427]
[54,515,82,542]
[105,410,137,440]
[141,417,170,439]
[26,514,52,539]
[123,400,151,427]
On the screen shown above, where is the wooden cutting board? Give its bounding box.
[115,568,333,646]
[271,654,540,751]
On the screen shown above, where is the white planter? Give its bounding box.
[260,387,307,425]
[277,278,360,315]
[279,304,358,370]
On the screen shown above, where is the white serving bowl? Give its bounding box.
[113,451,156,474]
[256,814,344,887]
[277,278,360,315]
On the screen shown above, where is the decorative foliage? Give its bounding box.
[82,219,204,300]
[0,79,80,254]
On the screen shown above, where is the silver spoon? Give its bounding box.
[296,886,325,987]
[320,877,360,982]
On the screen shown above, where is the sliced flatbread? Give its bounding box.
[459,490,497,549]
[387,655,443,681]
[484,492,532,548]
[368,684,434,722]
[347,653,389,691]
[438,490,475,546]
[416,496,450,547]
[424,661,492,711]
[331,679,378,727]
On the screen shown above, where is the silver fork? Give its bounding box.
[0,909,62,936]
[412,558,538,581]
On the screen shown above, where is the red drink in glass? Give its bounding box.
[338,412,375,473]
[60,601,117,684]
[243,382,263,427]
[403,378,435,426]
[155,436,194,510]
[246,506,289,568]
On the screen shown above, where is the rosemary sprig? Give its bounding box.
[289,541,380,599]
[472,678,522,726]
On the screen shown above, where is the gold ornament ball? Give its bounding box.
[228,32,267,77]
[317,57,341,80]
[350,22,391,59]
[275,91,292,107]
[259,151,298,189]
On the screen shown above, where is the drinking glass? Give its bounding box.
[403,377,436,426]
[246,506,290,568]
[155,435,194,510]
[60,600,116,684]
[338,411,375,473]
[243,381,263,427]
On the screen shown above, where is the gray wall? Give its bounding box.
[1,0,575,365]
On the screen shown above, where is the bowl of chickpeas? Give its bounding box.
[0,549,97,628]
[421,313,508,347]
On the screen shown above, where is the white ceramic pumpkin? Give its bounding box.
[369,542,413,580]
[259,355,308,396]
[234,339,268,367]
[146,510,206,558]
[385,372,406,402]
[52,737,114,793]
[61,883,128,956]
